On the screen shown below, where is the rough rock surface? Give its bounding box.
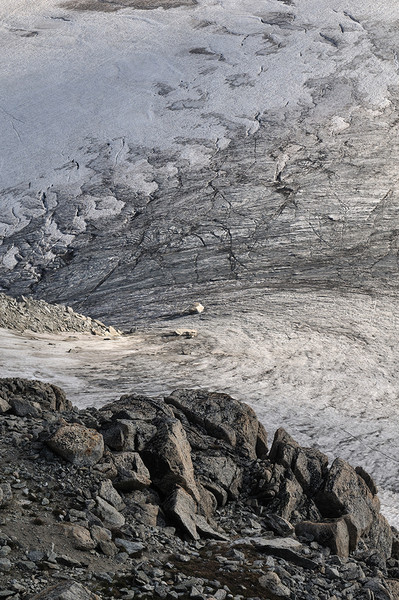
[47,423,104,467]
[0,294,122,336]
[0,379,71,413]
[0,377,398,599]
[166,389,268,459]
[31,581,100,600]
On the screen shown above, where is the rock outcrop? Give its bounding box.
[0,379,397,599]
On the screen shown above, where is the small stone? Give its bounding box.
[189,302,204,314]
[0,398,10,413]
[27,550,45,562]
[0,558,12,571]
[114,539,145,556]
[173,329,198,338]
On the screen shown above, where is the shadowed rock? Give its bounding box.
[0,378,71,413]
[166,389,268,459]
[295,519,350,558]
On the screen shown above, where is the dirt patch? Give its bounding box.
[61,0,196,12]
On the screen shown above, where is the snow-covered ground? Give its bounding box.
[2,0,399,526]
[1,0,399,245]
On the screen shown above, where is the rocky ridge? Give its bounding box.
[0,294,122,336]
[0,378,398,599]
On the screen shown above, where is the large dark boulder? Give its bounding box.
[166,389,268,459]
[269,428,329,495]
[0,377,71,413]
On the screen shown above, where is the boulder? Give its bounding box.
[0,378,71,412]
[269,428,328,494]
[142,418,201,503]
[316,458,392,558]
[99,479,125,511]
[47,423,104,467]
[59,524,96,551]
[194,514,229,541]
[263,513,295,537]
[90,524,112,545]
[101,394,174,423]
[164,486,199,540]
[268,466,311,522]
[194,454,242,500]
[366,513,393,561]
[9,396,42,418]
[90,525,117,556]
[363,579,394,600]
[114,538,145,556]
[112,452,151,492]
[30,581,100,600]
[101,419,137,451]
[295,519,350,557]
[258,572,290,599]
[95,497,125,529]
[233,537,318,569]
[201,480,228,507]
[166,389,267,459]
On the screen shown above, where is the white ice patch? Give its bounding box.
[114,160,159,196]
[330,116,350,135]
[2,246,19,270]
[81,195,125,221]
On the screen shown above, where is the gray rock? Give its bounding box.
[99,479,125,511]
[104,394,174,423]
[9,396,41,418]
[47,423,104,467]
[258,572,290,599]
[0,398,10,413]
[143,418,201,504]
[114,538,145,556]
[0,378,71,412]
[102,419,137,452]
[30,580,100,600]
[0,483,12,507]
[363,579,393,600]
[263,513,295,537]
[317,458,392,558]
[233,537,318,569]
[59,524,96,551]
[269,428,329,494]
[95,496,125,529]
[195,455,242,500]
[164,486,199,540]
[194,515,228,541]
[0,558,12,571]
[166,390,267,459]
[112,452,151,492]
[295,518,350,557]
